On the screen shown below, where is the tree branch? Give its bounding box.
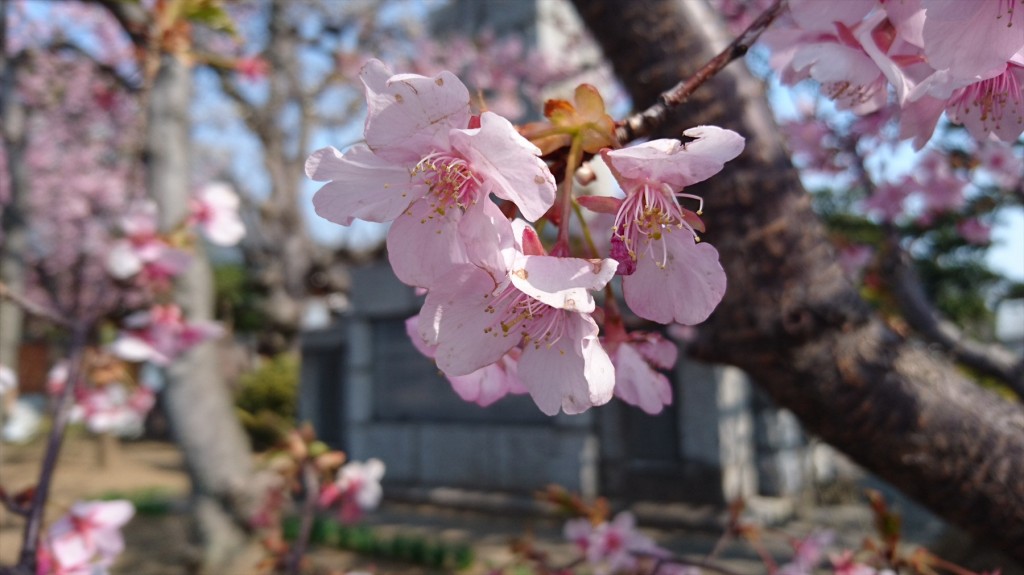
[880,233,1024,398]
[615,0,786,144]
[48,40,141,92]
[573,0,1024,561]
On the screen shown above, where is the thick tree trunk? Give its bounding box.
[147,53,257,571]
[573,0,1024,560]
[0,0,27,391]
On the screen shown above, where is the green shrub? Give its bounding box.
[235,353,299,450]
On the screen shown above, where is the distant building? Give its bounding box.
[301,260,820,504]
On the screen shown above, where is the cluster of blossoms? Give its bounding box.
[762,0,1024,147]
[35,500,134,575]
[45,353,158,439]
[308,60,743,415]
[784,106,1023,224]
[100,181,243,365]
[317,458,386,524]
[564,512,696,575]
[106,182,246,289]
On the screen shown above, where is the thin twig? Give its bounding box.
[615,0,787,144]
[0,281,72,328]
[14,323,91,572]
[285,460,320,575]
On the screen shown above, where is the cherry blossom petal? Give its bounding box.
[577,195,623,215]
[308,145,422,225]
[448,350,525,407]
[420,266,513,375]
[76,499,134,529]
[633,332,678,370]
[405,314,436,358]
[386,196,469,288]
[119,201,158,237]
[603,128,745,190]
[946,64,1024,142]
[922,0,1024,85]
[508,253,617,313]
[788,0,875,32]
[49,525,92,570]
[885,0,926,47]
[406,315,525,406]
[360,59,471,163]
[792,42,881,89]
[518,312,614,415]
[898,94,946,149]
[612,342,673,415]
[108,335,168,365]
[459,199,516,283]
[623,231,726,325]
[202,213,246,246]
[106,240,142,279]
[448,112,556,221]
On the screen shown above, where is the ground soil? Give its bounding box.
[0,435,1019,575]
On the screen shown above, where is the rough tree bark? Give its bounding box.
[146,50,257,571]
[572,0,1024,560]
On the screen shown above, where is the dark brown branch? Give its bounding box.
[13,324,91,573]
[615,0,786,144]
[0,487,30,517]
[880,234,1024,398]
[573,0,1024,561]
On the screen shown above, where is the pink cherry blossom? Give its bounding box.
[778,530,835,575]
[318,458,385,524]
[762,1,893,113]
[912,151,968,216]
[108,305,223,366]
[920,0,1024,94]
[105,201,191,284]
[977,142,1024,189]
[39,500,135,575]
[405,316,527,407]
[605,331,678,415]
[763,0,1024,145]
[957,218,992,245]
[563,512,658,575]
[80,384,155,437]
[944,63,1024,142]
[863,178,913,222]
[307,59,555,289]
[189,182,246,246]
[418,223,618,415]
[600,127,742,326]
[234,55,269,82]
